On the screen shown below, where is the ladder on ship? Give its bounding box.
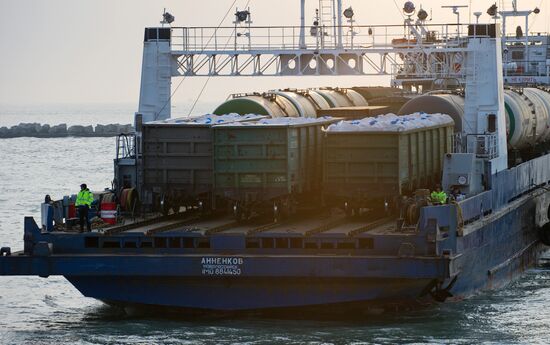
[318,0,336,48]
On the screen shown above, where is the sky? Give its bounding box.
[1,0,549,110]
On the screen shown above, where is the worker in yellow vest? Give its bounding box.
[76,183,94,232]
[430,184,448,205]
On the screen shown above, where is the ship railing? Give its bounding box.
[503,59,550,77]
[457,191,493,225]
[170,23,471,53]
[502,33,550,44]
[116,133,137,161]
[453,133,465,153]
[390,60,467,83]
[467,134,498,160]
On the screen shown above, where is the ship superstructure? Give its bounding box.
[2,1,550,314]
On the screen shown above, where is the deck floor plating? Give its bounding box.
[92,211,400,238]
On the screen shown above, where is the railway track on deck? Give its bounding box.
[102,214,200,236]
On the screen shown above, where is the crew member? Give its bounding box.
[450,187,466,202]
[76,183,94,232]
[430,184,447,205]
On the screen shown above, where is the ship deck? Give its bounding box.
[62,211,404,239]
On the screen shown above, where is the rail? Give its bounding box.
[170,23,471,52]
[115,133,136,161]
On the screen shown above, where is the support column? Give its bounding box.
[336,0,343,48]
[463,24,508,172]
[137,27,173,124]
[299,0,306,49]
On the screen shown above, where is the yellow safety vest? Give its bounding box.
[76,189,94,207]
[430,191,447,204]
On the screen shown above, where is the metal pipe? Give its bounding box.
[299,0,306,49]
[525,15,529,75]
[336,0,343,48]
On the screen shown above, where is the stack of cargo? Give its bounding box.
[212,116,339,219]
[141,114,265,211]
[322,113,454,212]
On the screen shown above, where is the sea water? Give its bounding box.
[1,104,550,345]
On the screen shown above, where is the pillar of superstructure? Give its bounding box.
[137,27,173,124]
[463,24,508,173]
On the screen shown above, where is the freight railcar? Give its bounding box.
[322,114,454,214]
[141,114,264,212]
[213,117,339,220]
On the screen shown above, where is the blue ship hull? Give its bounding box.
[2,153,550,313]
[64,196,546,312]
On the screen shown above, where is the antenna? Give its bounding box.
[473,11,482,24]
[441,5,468,32]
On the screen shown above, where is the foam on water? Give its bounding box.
[0,106,550,344]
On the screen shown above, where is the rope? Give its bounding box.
[392,0,406,20]
[155,0,240,120]
[529,0,545,30]
[450,200,464,235]
[187,0,252,117]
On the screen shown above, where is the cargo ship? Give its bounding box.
[2,0,550,315]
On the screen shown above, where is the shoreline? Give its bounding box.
[0,123,133,138]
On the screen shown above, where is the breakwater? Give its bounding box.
[0,123,133,138]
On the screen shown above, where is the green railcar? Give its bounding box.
[213,118,338,219]
[141,115,263,211]
[323,123,454,210]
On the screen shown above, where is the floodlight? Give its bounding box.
[343,7,354,19]
[310,20,319,36]
[417,8,428,21]
[487,4,497,17]
[403,1,416,15]
[534,7,540,14]
[235,10,250,22]
[163,11,175,24]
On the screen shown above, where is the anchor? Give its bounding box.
[420,276,458,302]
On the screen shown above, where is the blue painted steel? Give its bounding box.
[66,276,432,310]
[40,203,54,231]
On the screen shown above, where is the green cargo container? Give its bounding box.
[213,118,338,215]
[323,123,454,208]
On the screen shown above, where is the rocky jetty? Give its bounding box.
[0,123,134,138]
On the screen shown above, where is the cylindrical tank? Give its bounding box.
[310,88,368,108]
[213,93,300,117]
[351,86,400,101]
[523,88,550,141]
[504,90,532,148]
[270,89,331,117]
[398,88,550,149]
[504,88,550,148]
[398,93,465,132]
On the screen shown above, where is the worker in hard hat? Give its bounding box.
[430,184,448,205]
[75,183,94,232]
